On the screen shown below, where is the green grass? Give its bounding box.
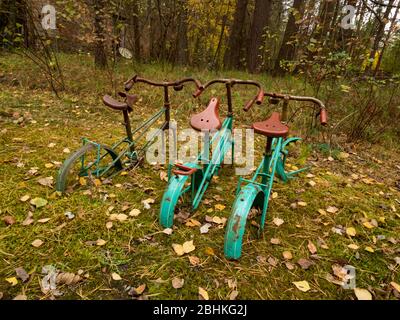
[0,53,399,300]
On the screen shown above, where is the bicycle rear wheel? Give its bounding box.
[56,142,122,193]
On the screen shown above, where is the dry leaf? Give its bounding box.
[172,278,184,289]
[271,192,278,199]
[188,256,201,266]
[354,288,372,300]
[200,223,212,234]
[212,216,227,225]
[346,227,357,237]
[135,284,146,295]
[298,201,308,207]
[270,238,281,245]
[348,244,359,250]
[111,272,122,281]
[204,247,215,256]
[293,280,310,292]
[215,204,226,211]
[22,212,34,226]
[63,148,71,154]
[160,171,168,182]
[273,217,284,226]
[20,195,30,202]
[129,209,141,217]
[2,216,16,226]
[163,228,173,235]
[363,221,374,229]
[365,246,374,253]
[229,290,239,300]
[199,287,209,300]
[307,181,316,187]
[390,282,400,293]
[106,221,113,230]
[38,176,54,187]
[308,241,317,254]
[186,219,201,227]
[172,244,185,256]
[57,273,82,285]
[326,206,339,214]
[283,251,293,260]
[79,177,87,186]
[38,218,51,223]
[142,198,155,209]
[297,258,314,270]
[30,197,48,208]
[96,239,107,246]
[32,239,43,248]
[182,241,195,254]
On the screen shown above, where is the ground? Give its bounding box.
[0,54,399,300]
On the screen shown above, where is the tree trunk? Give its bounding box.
[93,0,108,68]
[366,0,394,74]
[247,0,272,73]
[175,0,189,65]
[223,0,249,69]
[274,0,305,74]
[132,0,141,60]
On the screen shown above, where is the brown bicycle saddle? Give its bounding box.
[102,92,138,113]
[190,97,222,131]
[252,112,289,138]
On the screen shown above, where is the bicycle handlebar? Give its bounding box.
[193,79,264,110]
[124,75,203,95]
[246,91,328,126]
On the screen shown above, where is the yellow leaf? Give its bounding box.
[79,177,87,186]
[293,280,311,292]
[6,277,18,286]
[135,284,146,295]
[94,179,102,187]
[45,163,54,169]
[120,171,128,176]
[172,244,185,256]
[129,209,141,217]
[346,227,357,237]
[363,221,374,229]
[348,244,359,250]
[96,239,107,246]
[354,288,372,300]
[272,192,278,199]
[204,247,215,256]
[186,219,201,227]
[20,195,30,202]
[182,240,195,254]
[215,204,226,211]
[298,201,308,207]
[199,287,209,300]
[282,251,293,260]
[365,246,374,253]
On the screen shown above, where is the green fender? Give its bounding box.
[159,163,199,228]
[224,184,265,260]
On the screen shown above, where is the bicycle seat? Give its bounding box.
[252,112,289,138]
[190,98,222,131]
[103,94,137,113]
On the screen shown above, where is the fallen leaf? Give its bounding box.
[348,244,359,250]
[160,171,168,182]
[172,244,185,256]
[188,256,201,266]
[30,197,48,208]
[20,195,30,202]
[135,284,146,295]
[229,290,239,300]
[298,201,308,207]
[163,228,173,235]
[293,280,310,292]
[22,212,34,226]
[200,223,212,234]
[297,258,314,270]
[6,277,18,286]
[326,206,339,214]
[283,251,293,260]
[63,148,71,154]
[96,239,107,246]
[270,238,281,245]
[199,287,209,300]
[307,181,316,187]
[390,282,400,293]
[212,216,227,225]
[38,176,54,187]
[186,219,201,227]
[182,241,195,254]
[346,227,357,237]
[13,295,27,300]
[32,239,43,248]
[106,221,113,229]
[2,216,16,226]
[142,198,155,209]
[204,247,215,256]
[363,221,375,229]
[45,163,54,169]
[365,246,375,253]
[57,273,82,285]
[273,217,284,226]
[172,278,184,289]
[308,241,317,254]
[111,272,122,281]
[79,177,87,186]
[215,204,226,211]
[129,209,141,217]
[268,256,278,267]
[272,192,278,199]
[354,288,372,300]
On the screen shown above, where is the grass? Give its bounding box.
[0,53,399,300]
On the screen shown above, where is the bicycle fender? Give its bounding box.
[159,163,199,228]
[224,184,265,260]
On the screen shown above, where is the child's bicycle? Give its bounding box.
[56,75,202,193]
[159,79,264,228]
[224,92,328,260]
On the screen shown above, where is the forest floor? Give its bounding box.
[0,53,399,300]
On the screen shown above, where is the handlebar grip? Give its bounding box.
[256,89,265,105]
[320,108,328,126]
[193,88,204,98]
[243,98,256,112]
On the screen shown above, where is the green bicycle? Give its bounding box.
[224,92,328,260]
